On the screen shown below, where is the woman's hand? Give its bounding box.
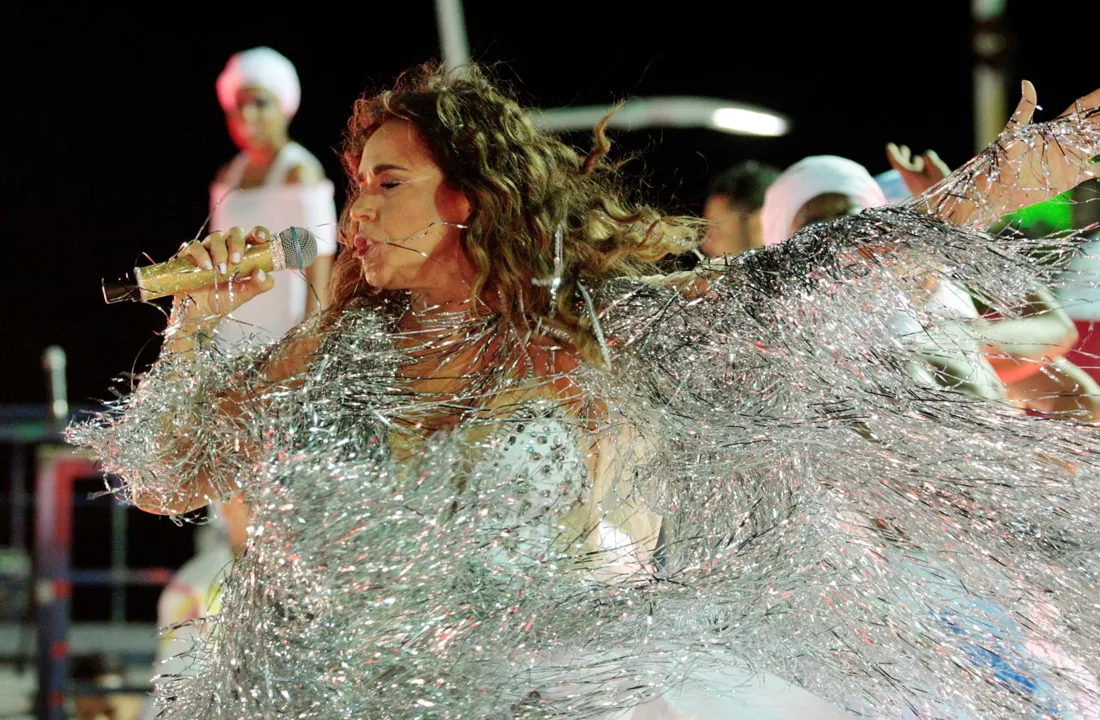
[886,143,950,196]
[171,226,276,330]
[924,81,1099,226]
[993,81,1100,207]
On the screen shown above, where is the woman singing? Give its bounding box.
[72,65,1100,718]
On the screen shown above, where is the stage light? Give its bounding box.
[531,97,790,137]
[710,107,788,137]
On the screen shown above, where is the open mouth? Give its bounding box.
[353,236,379,256]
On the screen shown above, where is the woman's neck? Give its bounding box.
[244,136,289,167]
[407,262,487,317]
[409,290,469,314]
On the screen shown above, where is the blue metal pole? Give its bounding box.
[110,497,127,625]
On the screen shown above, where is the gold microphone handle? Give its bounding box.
[135,245,279,301]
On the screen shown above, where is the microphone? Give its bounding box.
[102,227,318,304]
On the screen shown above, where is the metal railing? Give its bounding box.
[1,347,175,719]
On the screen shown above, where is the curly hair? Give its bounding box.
[330,62,702,367]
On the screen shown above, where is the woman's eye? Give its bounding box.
[381,181,402,189]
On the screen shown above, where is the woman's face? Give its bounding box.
[225,86,288,152]
[348,120,473,299]
[701,194,761,257]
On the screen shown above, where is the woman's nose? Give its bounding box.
[349,193,379,222]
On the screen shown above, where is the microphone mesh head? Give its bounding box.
[276,227,319,270]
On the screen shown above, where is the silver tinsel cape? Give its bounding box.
[69,105,1100,718]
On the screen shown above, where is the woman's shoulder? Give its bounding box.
[284,163,325,185]
[213,157,240,187]
[261,304,388,382]
[281,141,328,184]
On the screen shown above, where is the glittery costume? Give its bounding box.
[69,105,1100,718]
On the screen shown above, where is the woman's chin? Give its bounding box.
[361,262,402,291]
[362,266,385,289]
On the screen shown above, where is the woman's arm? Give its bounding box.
[911,82,1100,228]
[131,330,316,515]
[68,227,283,516]
[976,287,1078,371]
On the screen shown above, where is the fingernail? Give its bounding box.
[231,252,241,264]
[257,269,266,282]
[256,228,269,241]
[203,260,213,270]
[219,263,227,275]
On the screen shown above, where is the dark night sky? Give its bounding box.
[1,2,1090,407]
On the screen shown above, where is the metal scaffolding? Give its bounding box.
[2,347,174,719]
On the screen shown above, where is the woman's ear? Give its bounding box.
[434,180,472,227]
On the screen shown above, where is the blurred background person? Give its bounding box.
[700,160,780,259]
[141,502,250,720]
[209,46,339,352]
[761,154,893,246]
[888,145,1100,420]
[70,653,142,720]
[761,154,1005,400]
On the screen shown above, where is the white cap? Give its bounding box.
[216,46,301,117]
[761,155,889,247]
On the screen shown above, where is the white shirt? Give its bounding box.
[209,142,339,351]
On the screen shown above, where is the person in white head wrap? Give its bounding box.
[217,46,302,118]
[142,51,339,718]
[761,155,890,248]
[209,46,339,353]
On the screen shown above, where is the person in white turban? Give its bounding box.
[209,46,338,353]
[761,155,890,247]
[188,53,340,676]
